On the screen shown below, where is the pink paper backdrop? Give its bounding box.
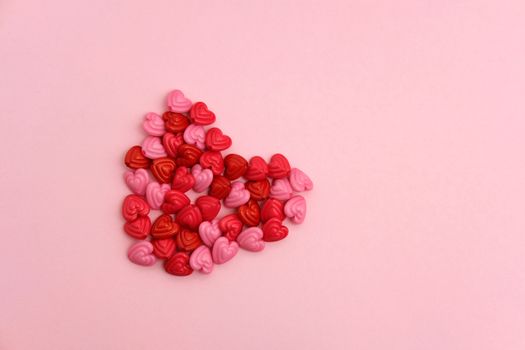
[1,1,524,349]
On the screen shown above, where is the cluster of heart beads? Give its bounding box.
[122,89,313,276]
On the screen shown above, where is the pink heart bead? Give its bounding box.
[198,219,221,247]
[142,136,167,159]
[189,245,214,274]
[167,89,192,113]
[237,227,265,252]
[146,182,170,209]
[124,168,150,195]
[284,195,307,224]
[191,164,213,193]
[127,241,156,266]
[289,168,313,192]
[142,112,165,136]
[212,237,239,264]
[224,181,250,208]
[183,124,206,150]
[270,178,293,201]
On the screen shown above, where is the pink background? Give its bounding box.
[1,1,524,349]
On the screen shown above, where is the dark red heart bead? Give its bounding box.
[152,238,176,259]
[164,252,193,276]
[244,156,268,181]
[162,132,184,158]
[176,205,203,230]
[268,153,291,179]
[219,214,243,241]
[261,198,285,222]
[208,175,232,200]
[205,127,232,151]
[124,145,151,169]
[200,151,224,175]
[176,229,203,252]
[151,213,180,239]
[223,154,248,180]
[172,167,195,193]
[123,216,151,239]
[176,144,202,167]
[245,179,271,201]
[262,218,288,242]
[151,157,176,183]
[190,101,216,125]
[161,190,190,214]
[122,194,150,221]
[162,111,190,133]
[237,199,261,227]
[195,196,221,221]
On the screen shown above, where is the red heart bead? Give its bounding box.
[262,218,288,242]
[176,229,203,252]
[244,156,268,181]
[190,101,216,125]
[176,144,202,167]
[223,154,248,180]
[195,195,221,221]
[164,252,193,276]
[245,179,271,201]
[162,132,183,158]
[124,145,151,169]
[205,127,232,151]
[237,199,261,227]
[208,175,232,200]
[268,153,291,179]
[122,194,150,221]
[176,205,203,230]
[152,238,176,259]
[218,214,243,241]
[200,151,224,175]
[162,111,190,133]
[161,190,190,214]
[151,213,180,239]
[151,157,176,183]
[123,216,151,239]
[261,198,285,222]
[172,167,195,193]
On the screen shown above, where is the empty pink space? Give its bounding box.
[1,1,524,349]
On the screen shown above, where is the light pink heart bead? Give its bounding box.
[167,89,192,113]
[284,195,307,224]
[237,227,265,252]
[270,178,293,200]
[199,220,221,247]
[191,164,213,193]
[183,124,206,150]
[142,112,165,136]
[142,136,167,159]
[212,237,239,264]
[289,168,313,192]
[189,245,214,274]
[127,241,156,266]
[124,168,150,195]
[224,181,250,208]
[145,182,170,209]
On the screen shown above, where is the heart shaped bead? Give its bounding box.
[237,199,261,227]
[190,101,216,125]
[212,237,239,264]
[198,220,221,247]
[195,196,221,221]
[176,229,203,252]
[125,145,151,169]
[124,168,150,195]
[176,144,202,167]
[237,227,265,252]
[145,182,170,209]
[123,216,151,239]
[162,112,190,133]
[167,89,192,113]
[128,241,156,266]
[284,195,307,224]
[152,238,176,259]
[191,164,213,193]
[176,205,203,230]
[260,198,285,222]
[224,181,250,208]
[218,213,243,241]
[189,245,214,274]
[122,194,150,221]
[171,167,195,193]
[143,112,165,136]
[223,154,248,180]
[244,156,268,181]
[151,157,176,184]
[151,213,180,239]
[270,178,293,201]
[245,179,271,201]
[142,136,167,159]
[161,190,190,214]
[164,252,193,276]
[268,153,291,179]
[183,124,206,150]
[262,218,289,242]
[205,127,232,151]
[200,151,224,175]
[289,168,313,192]
[208,175,232,199]
[162,132,184,158]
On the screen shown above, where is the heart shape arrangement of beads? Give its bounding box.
[122,89,313,276]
